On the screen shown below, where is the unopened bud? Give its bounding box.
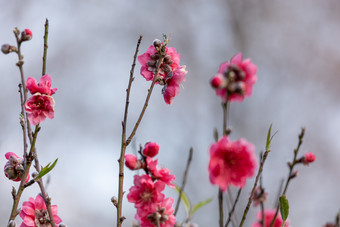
[111,196,118,206]
[1,44,16,54]
[162,64,172,73]
[210,74,225,89]
[143,142,160,158]
[59,223,67,227]
[21,29,32,41]
[147,60,156,67]
[32,172,38,178]
[153,39,162,49]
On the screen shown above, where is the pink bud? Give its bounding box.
[143,142,160,158]
[303,152,316,165]
[210,74,225,89]
[124,154,137,170]
[21,29,32,41]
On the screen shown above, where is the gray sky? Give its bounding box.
[1,1,340,226]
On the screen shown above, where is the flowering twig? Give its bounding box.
[239,124,275,227]
[9,125,40,221]
[269,128,305,227]
[174,147,194,216]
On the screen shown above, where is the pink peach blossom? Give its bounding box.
[137,198,176,227]
[212,53,257,102]
[21,29,33,41]
[19,194,62,227]
[143,142,160,158]
[162,66,187,105]
[146,158,176,188]
[252,209,289,227]
[138,45,180,81]
[25,93,55,125]
[208,136,257,191]
[127,174,165,211]
[4,152,29,182]
[26,74,57,96]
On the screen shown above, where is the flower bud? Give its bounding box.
[162,64,172,73]
[59,224,67,227]
[111,196,118,206]
[1,44,16,54]
[153,39,162,49]
[124,154,138,170]
[21,29,32,41]
[210,74,225,89]
[143,142,160,158]
[302,152,316,165]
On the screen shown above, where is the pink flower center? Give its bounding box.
[141,190,153,202]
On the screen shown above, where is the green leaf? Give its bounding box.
[175,185,191,215]
[279,195,289,224]
[35,158,58,181]
[266,124,273,151]
[191,198,213,216]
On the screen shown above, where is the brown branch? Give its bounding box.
[225,188,242,227]
[174,147,194,216]
[116,35,143,226]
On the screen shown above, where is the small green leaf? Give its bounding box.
[279,195,289,224]
[174,185,191,215]
[35,158,58,181]
[266,124,273,151]
[191,198,213,216]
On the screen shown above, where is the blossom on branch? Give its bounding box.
[143,142,160,158]
[146,158,176,188]
[252,209,289,227]
[127,174,165,211]
[25,93,55,125]
[19,194,62,227]
[211,53,257,102]
[137,198,176,227]
[4,152,29,182]
[138,39,187,104]
[208,136,257,191]
[26,74,57,96]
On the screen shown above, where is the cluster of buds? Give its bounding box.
[138,36,187,104]
[210,53,257,102]
[4,152,29,182]
[1,28,32,55]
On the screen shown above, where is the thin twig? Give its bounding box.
[42,19,49,76]
[116,35,143,226]
[225,188,242,227]
[269,128,305,227]
[174,147,194,216]
[9,126,40,221]
[259,153,265,227]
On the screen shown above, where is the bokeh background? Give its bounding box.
[1,0,340,226]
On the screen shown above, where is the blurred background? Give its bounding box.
[1,0,339,226]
